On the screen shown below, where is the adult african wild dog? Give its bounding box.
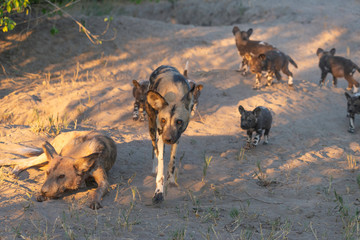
[232,26,275,74]
[238,105,272,149]
[345,92,360,133]
[317,48,360,93]
[132,79,149,121]
[0,131,117,209]
[247,50,298,89]
[145,65,197,204]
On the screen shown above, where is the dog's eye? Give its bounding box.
[161,118,166,124]
[176,119,183,125]
[58,174,65,179]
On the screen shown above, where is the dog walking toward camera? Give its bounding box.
[345,92,360,133]
[132,79,150,121]
[247,50,298,89]
[232,26,275,74]
[317,48,360,93]
[0,131,117,210]
[145,64,197,204]
[238,105,272,149]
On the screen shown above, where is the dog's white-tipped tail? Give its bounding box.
[183,60,189,77]
[15,147,43,157]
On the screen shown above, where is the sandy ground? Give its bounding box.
[1,0,360,239]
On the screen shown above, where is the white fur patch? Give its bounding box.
[259,41,265,45]
[353,86,359,93]
[288,76,293,85]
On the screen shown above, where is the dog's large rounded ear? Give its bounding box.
[330,48,336,55]
[42,141,58,162]
[247,28,253,37]
[316,48,324,56]
[258,54,266,60]
[132,80,140,88]
[74,152,100,175]
[253,107,262,118]
[238,105,245,115]
[232,26,240,35]
[345,91,352,101]
[147,90,168,111]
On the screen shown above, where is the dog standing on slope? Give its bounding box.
[145,65,196,204]
[0,131,117,210]
[317,48,360,93]
[183,61,204,116]
[132,79,149,121]
[232,27,275,74]
[238,106,272,149]
[247,50,298,89]
[345,92,360,133]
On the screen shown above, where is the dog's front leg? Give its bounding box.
[89,168,109,210]
[245,130,253,149]
[167,141,178,186]
[348,113,355,133]
[253,73,262,90]
[153,137,165,204]
[252,129,263,147]
[133,101,140,121]
[319,70,328,86]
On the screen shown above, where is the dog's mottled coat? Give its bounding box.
[145,65,196,204]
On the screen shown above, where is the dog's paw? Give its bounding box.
[152,192,164,204]
[36,194,47,202]
[348,128,355,133]
[89,201,102,210]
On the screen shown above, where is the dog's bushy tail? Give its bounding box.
[183,60,189,78]
[15,147,43,157]
[288,56,298,68]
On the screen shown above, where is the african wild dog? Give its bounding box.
[317,48,360,93]
[145,65,197,204]
[345,92,360,133]
[247,50,298,89]
[232,26,275,74]
[0,131,117,209]
[183,61,204,116]
[238,105,272,149]
[132,79,149,121]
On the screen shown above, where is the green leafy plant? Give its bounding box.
[0,0,30,32]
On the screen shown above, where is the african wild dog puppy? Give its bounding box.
[345,92,360,133]
[247,50,298,89]
[317,48,360,93]
[132,79,149,121]
[188,80,203,116]
[238,105,272,149]
[232,26,275,74]
[183,61,203,116]
[145,65,196,204]
[0,131,117,210]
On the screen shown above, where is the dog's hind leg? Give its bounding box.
[345,75,359,93]
[11,154,48,175]
[153,137,165,204]
[263,129,270,144]
[348,113,356,133]
[167,141,178,187]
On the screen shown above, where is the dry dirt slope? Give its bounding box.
[1,0,360,239]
